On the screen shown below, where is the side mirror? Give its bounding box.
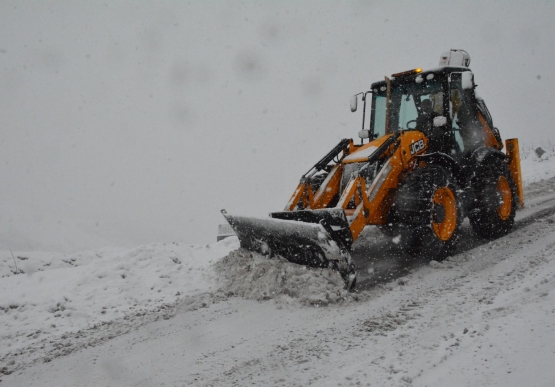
[358,130,370,139]
[433,116,447,127]
[350,95,358,112]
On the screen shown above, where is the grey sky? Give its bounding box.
[1,1,554,252]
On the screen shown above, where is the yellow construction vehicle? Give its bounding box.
[222,50,523,289]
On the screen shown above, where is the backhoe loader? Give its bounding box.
[222,50,524,290]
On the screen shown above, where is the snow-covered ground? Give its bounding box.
[1,147,555,386]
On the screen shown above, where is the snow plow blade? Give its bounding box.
[221,209,356,289]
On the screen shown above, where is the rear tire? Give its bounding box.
[469,160,516,239]
[393,166,461,260]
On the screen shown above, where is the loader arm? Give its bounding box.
[283,131,428,245]
[334,131,426,243]
[285,138,351,211]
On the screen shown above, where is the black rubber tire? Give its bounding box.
[392,166,462,261]
[468,160,517,239]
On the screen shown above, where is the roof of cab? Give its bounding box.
[370,66,472,89]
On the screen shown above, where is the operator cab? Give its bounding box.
[352,50,502,158]
[369,67,462,156]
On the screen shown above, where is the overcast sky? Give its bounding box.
[1,0,554,252]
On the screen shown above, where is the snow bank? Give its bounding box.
[0,237,239,360]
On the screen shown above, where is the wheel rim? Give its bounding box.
[432,187,457,241]
[497,176,512,220]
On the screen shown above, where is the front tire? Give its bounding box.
[393,166,461,260]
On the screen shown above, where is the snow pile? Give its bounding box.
[0,237,238,360]
[214,249,349,305]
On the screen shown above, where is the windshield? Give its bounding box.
[371,76,444,135]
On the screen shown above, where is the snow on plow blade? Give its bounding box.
[221,209,356,289]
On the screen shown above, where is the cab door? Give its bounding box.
[449,72,481,152]
[449,72,501,152]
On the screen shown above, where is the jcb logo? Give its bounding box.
[410,139,425,155]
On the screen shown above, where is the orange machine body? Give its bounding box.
[284,131,429,244]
